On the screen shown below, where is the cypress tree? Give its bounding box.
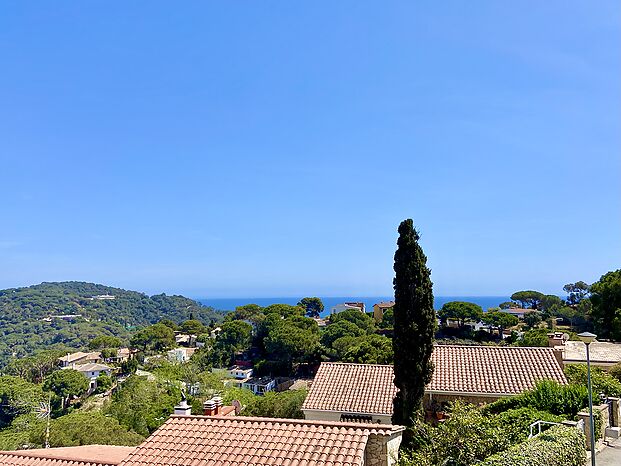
[392,219,435,432]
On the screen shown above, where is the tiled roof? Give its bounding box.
[429,345,567,395]
[0,445,135,466]
[119,415,402,466]
[302,363,396,415]
[59,352,101,364]
[303,346,567,414]
[71,363,112,372]
[374,301,395,309]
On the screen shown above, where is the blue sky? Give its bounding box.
[0,1,619,298]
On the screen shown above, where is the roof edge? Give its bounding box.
[169,415,405,432]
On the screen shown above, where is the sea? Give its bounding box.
[198,296,510,318]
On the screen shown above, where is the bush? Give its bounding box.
[94,373,113,394]
[35,411,144,447]
[484,380,588,417]
[477,425,586,466]
[565,363,621,397]
[519,328,549,347]
[493,407,565,444]
[400,402,510,466]
[610,362,621,382]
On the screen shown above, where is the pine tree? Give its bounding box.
[392,219,435,433]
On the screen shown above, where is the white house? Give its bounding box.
[69,363,113,389]
[330,302,365,314]
[242,377,276,395]
[228,365,253,380]
[167,347,197,363]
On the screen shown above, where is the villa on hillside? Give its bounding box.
[70,363,113,389]
[302,345,567,423]
[59,351,102,368]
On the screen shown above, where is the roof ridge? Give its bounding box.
[169,415,404,431]
[434,344,554,350]
[321,361,394,368]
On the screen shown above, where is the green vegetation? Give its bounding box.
[130,323,176,352]
[477,425,586,466]
[590,269,621,340]
[510,291,544,310]
[439,301,483,328]
[392,219,435,437]
[484,380,588,417]
[43,369,89,412]
[39,411,144,447]
[564,363,621,397]
[297,297,324,318]
[0,281,223,365]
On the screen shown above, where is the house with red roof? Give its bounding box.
[302,345,568,423]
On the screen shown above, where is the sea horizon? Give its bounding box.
[198,296,512,316]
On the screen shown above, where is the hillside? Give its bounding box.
[0,281,224,365]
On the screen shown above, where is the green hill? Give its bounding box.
[0,281,224,366]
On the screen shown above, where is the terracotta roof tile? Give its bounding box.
[429,345,567,395]
[0,445,135,466]
[303,345,567,414]
[302,363,396,415]
[120,415,402,466]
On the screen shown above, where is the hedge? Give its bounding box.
[476,425,586,466]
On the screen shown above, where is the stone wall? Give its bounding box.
[364,432,402,466]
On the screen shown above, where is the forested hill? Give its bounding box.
[0,281,224,365]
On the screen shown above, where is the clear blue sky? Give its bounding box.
[1,2,619,298]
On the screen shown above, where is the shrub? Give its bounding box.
[493,407,565,444]
[484,380,588,417]
[610,362,621,382]
[400,401,510,466]
[94,373,113,394]
[477,425,586,466]
[564,363,621,397]
[519,328,549,347]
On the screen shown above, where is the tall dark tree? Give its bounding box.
[392,219,435,435]
[590,270,621,340]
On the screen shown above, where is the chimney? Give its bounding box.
[203,398,217,416]
[213,396,223,415]
[174,398,192,416]
[552,348,565,369]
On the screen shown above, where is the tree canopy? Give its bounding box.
[130,323,176,352]
[590,269,621,340]
[43,369,89,410]
[439,301,483,328]
[297,297,324,318]
[481,311,519,333]
[563,281,591,306]
[510,291,544,310]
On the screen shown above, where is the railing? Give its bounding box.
[528,420,563,438]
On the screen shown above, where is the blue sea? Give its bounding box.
[198,296,510,317]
